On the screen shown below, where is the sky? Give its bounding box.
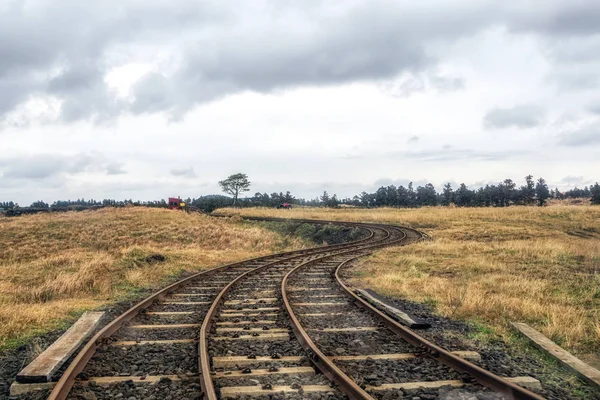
[1,0,599,204]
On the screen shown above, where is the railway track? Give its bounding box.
[45,218,544,400]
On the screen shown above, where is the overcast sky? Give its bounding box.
[1,0,599,204]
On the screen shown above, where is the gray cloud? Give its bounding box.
[106,163,127,175]
[559,123,600,146]
[0,1,599,125]
[407,135,420,143]
[507,1,600,36]
[343,147,525,162]
[430,75,466,92]
[0,154,95,179]
[170,167,197,178]
[484,105,545,129]
[561,175,586,184]
[588,104,600,115]
[0,1,559,124]
[0,153,126,180]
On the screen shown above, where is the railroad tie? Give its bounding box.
[111,339,196,346]
[297,312,349,317]
[128,324,200,329]
[212,333,289,341]
[286,287,331,291]
[329,351,481,362]
[309,327,378,333]
[213,355,304,368]
[365,377,541,392]
[218,313,279,318]
[221,307,279,312]
[223,298,277,306]
[214,366,314,379]
[145,311,194,315]
[215,320,276,326]
[185,287,222,290]
[215,327,289,333]
[220,385,332,398]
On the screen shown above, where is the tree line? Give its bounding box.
[2,175,599,214]
[337,176,600,208]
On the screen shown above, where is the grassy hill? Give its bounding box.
[0,207,306,348]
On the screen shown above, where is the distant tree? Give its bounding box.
[407,182,416,207]
[591,183,600,205]
[535,177,550,206]
[30,200,49,208]
[520,175,536,205]
[320,191,330,206]
[502,179,516,207]
[359,191,372,207]
[328,194,340,208]
[283,191,294,204]
[416,183,437,206]
[219,173,251,207]
[442,183,454,206]
[454,183,474,207]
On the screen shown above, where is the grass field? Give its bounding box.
[0,207,307,349]
[220,206,600,363]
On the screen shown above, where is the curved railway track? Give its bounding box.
[46,217,544,400]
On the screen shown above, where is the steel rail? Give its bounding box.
[280,226,405,400]
[199,224,395,400]
[47,221,375,400]
[333,260,545,399]
[280,224,544,400]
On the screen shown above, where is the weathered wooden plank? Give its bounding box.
[17,312,104,383]
[511,322,600,388]
[161,301,210,305]
[505,376,542,391]
[355,289,430,329]
[291,302,347,306]
[10,382,56,396]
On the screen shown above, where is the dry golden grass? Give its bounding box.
[0,207,306,348]
[221,206,600,358]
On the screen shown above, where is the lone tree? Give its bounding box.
[219,173,251,207]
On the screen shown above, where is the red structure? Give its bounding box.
[168,197,183,210]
